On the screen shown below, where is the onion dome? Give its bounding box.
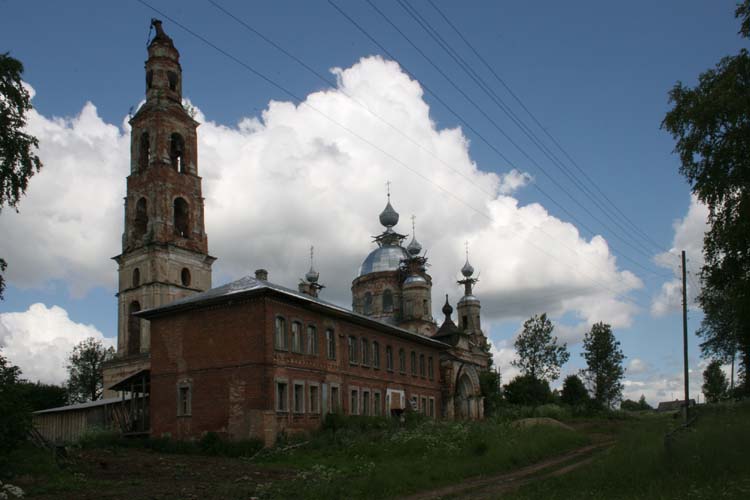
[407,236,422,256]
[359,245,409,276]
[461,258,474,278]
[442,294,453,317]
[379,199,399,228]
[305,245,320,283]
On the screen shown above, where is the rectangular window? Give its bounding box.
[362,390,370,416]
[374,392,381,416]
[373,342,380,369]
[349,336,358,364]
[429,397,435,418]
[276,381,288,412]
[350,388,359,415]
[307,325,318,355]
[309,385,319,413]
[399,349,406,373]
[419,354,426,377]
[274,316,287,350]
[421,396,427,414]
[411,351,417,376]
[294,382,305,413]
[386,346,393,371]
[361,338,370,366]
[177,384,191,416]
[330,385,340,412]
[428,357,434,380]
[291,322,303,353]
[326,329,336,360]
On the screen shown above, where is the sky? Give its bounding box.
[0,0,745,405]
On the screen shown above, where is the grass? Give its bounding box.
[505,400,750,500]
[252,414,590,499]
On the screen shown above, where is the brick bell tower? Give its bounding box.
[103,20,216,394]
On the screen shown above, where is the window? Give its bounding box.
[307,325,318,355]
[399,349,406,373]
[293,382,305,413]
[139,132,150,171]
[364,292,373,315]
[167,71,178,91]
[372,341,380,369]
[326,329,336,360]
[428,357,434,380]
[361,338,369,366]
[420,354,426,377]
[146,70,153,89]
[362,390,370,416]
[274,316,288,350]
[421,397,427,414]
[330,385,340,412]
[386,346,393,371]
[405,299,413,318]
[291,322,303,353]
[276,381,288,412]
[177,382,191,416]
[350,388,359,415]
[423,299,429,316]
[429,397,435,418]
[128,301,141,356]
[170,133,185,173]
[411,351,417,376]
[374,392,381,416]
[382,289,393,312]
[348,336,358,364]
[181,268,191,287]
[309,385,319,413]
[134,197,148,239]
[173,197,190,237]
[132,268,140,287]
[462,315,468,329]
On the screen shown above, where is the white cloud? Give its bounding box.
[0,303,113,385]
[652,194,708,316]
[1,57,642,328]
[627,358,650,375]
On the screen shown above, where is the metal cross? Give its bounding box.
[386,180,391,198]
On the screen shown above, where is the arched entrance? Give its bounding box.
[455,374,473,418]
[453,364,483,419]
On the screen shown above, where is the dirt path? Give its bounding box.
[401,440,615,500]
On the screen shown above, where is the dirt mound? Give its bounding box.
[512,417,574,431]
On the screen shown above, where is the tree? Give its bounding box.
[580,322,625,409]
[0,349,31,453]
[560,374,589,406]
[702,359,729,403]
[66,338,114,403]
[0,53,43,300]
[662,1,750,396]
[479,368,502,416]
[621,395,652,412]
[512,313,570,383]
[16,381,68,411]
[503,374,552,406]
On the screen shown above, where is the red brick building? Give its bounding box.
[106,20,490,445]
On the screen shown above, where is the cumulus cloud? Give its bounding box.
[1,57,642,328]
[651,195,708,316]
[0,303,113,385]
[627,358,650,375]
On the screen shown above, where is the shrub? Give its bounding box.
[504,375,552,406]
[561,374,589,406]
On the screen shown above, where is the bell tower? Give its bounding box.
[104,20,216,392]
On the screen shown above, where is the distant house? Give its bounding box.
[657,399,696,412]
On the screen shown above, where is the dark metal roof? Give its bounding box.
[138,275,448,349]
[33,396,131,415]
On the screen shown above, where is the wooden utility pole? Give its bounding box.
[682,250,690,423]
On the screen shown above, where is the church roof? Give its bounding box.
[138,275,448,349]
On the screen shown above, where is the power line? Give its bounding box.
[136,0,649,307]
[426,0,669,255]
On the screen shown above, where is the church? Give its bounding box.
[101,20,490,445]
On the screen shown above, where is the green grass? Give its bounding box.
[505,401,750,500]
[253,415,589,499]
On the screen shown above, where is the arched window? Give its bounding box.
[419,354,426,377]
[181,268,191,287]
[411,351,417,376]
[307,325,318,355]
[170,133,185,173]
[382,289,393,312]
[291,321,303,353]
[361,338,369,366]
[372,341,380,369]
[139,132,150,171]
[134,198,148,239]
[428,357,434,380]
[348,336,358,364]
[128,301,141,356]
[132,268,140,287]
[363,292,373,315]
[174,198,190,237]
[167,71,178,91]
[399,348,406,373]
[386,346,393,371]
[274,316,287,350]
[326,329,336,360]
[423,299,429,316]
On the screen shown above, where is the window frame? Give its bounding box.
[307,324,318,356]
[386,345,393,371]
[274,316,288,351]
[176,380,192,417]
[399,348,406,374]
[372,341,380,369]
[411,351,417,376]
[428,356,434,380]
[308,383,320,414]
[348,336,358,365]
[275,379,289,413]
[419,354,426,378]
[361,338,370,367]
[350,387,360,415]
[293,381,305,414]
[291,321,303,354]
[326,329,336,360]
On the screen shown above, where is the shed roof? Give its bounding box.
[33,396,131,415]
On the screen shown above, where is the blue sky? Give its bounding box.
[1,0,745,403]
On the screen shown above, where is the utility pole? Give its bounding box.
[681,250,690,423]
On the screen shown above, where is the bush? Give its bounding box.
[504,375,552,406]
[561,375,589,406]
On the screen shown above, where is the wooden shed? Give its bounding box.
[32,396,132,443]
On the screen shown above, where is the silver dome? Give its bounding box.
[305,267,319,283]
[403,274,427,286]
[407,236,422,256]
[461,259,475,277]
[379,200,399,228]
[359,245,408,276]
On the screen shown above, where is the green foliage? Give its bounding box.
[503,374,553,406]
[512,313,570,382]
[702,359,730,403]
[0,350,31,455]
[16,381,67,411]
[662,3,750,396]
[561,374,589,406]
[479,368,503,416]
[66,337,114,403]
[621,395,652,412]
[581,322,625,409]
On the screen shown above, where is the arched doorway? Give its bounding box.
[455,373,473,419]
